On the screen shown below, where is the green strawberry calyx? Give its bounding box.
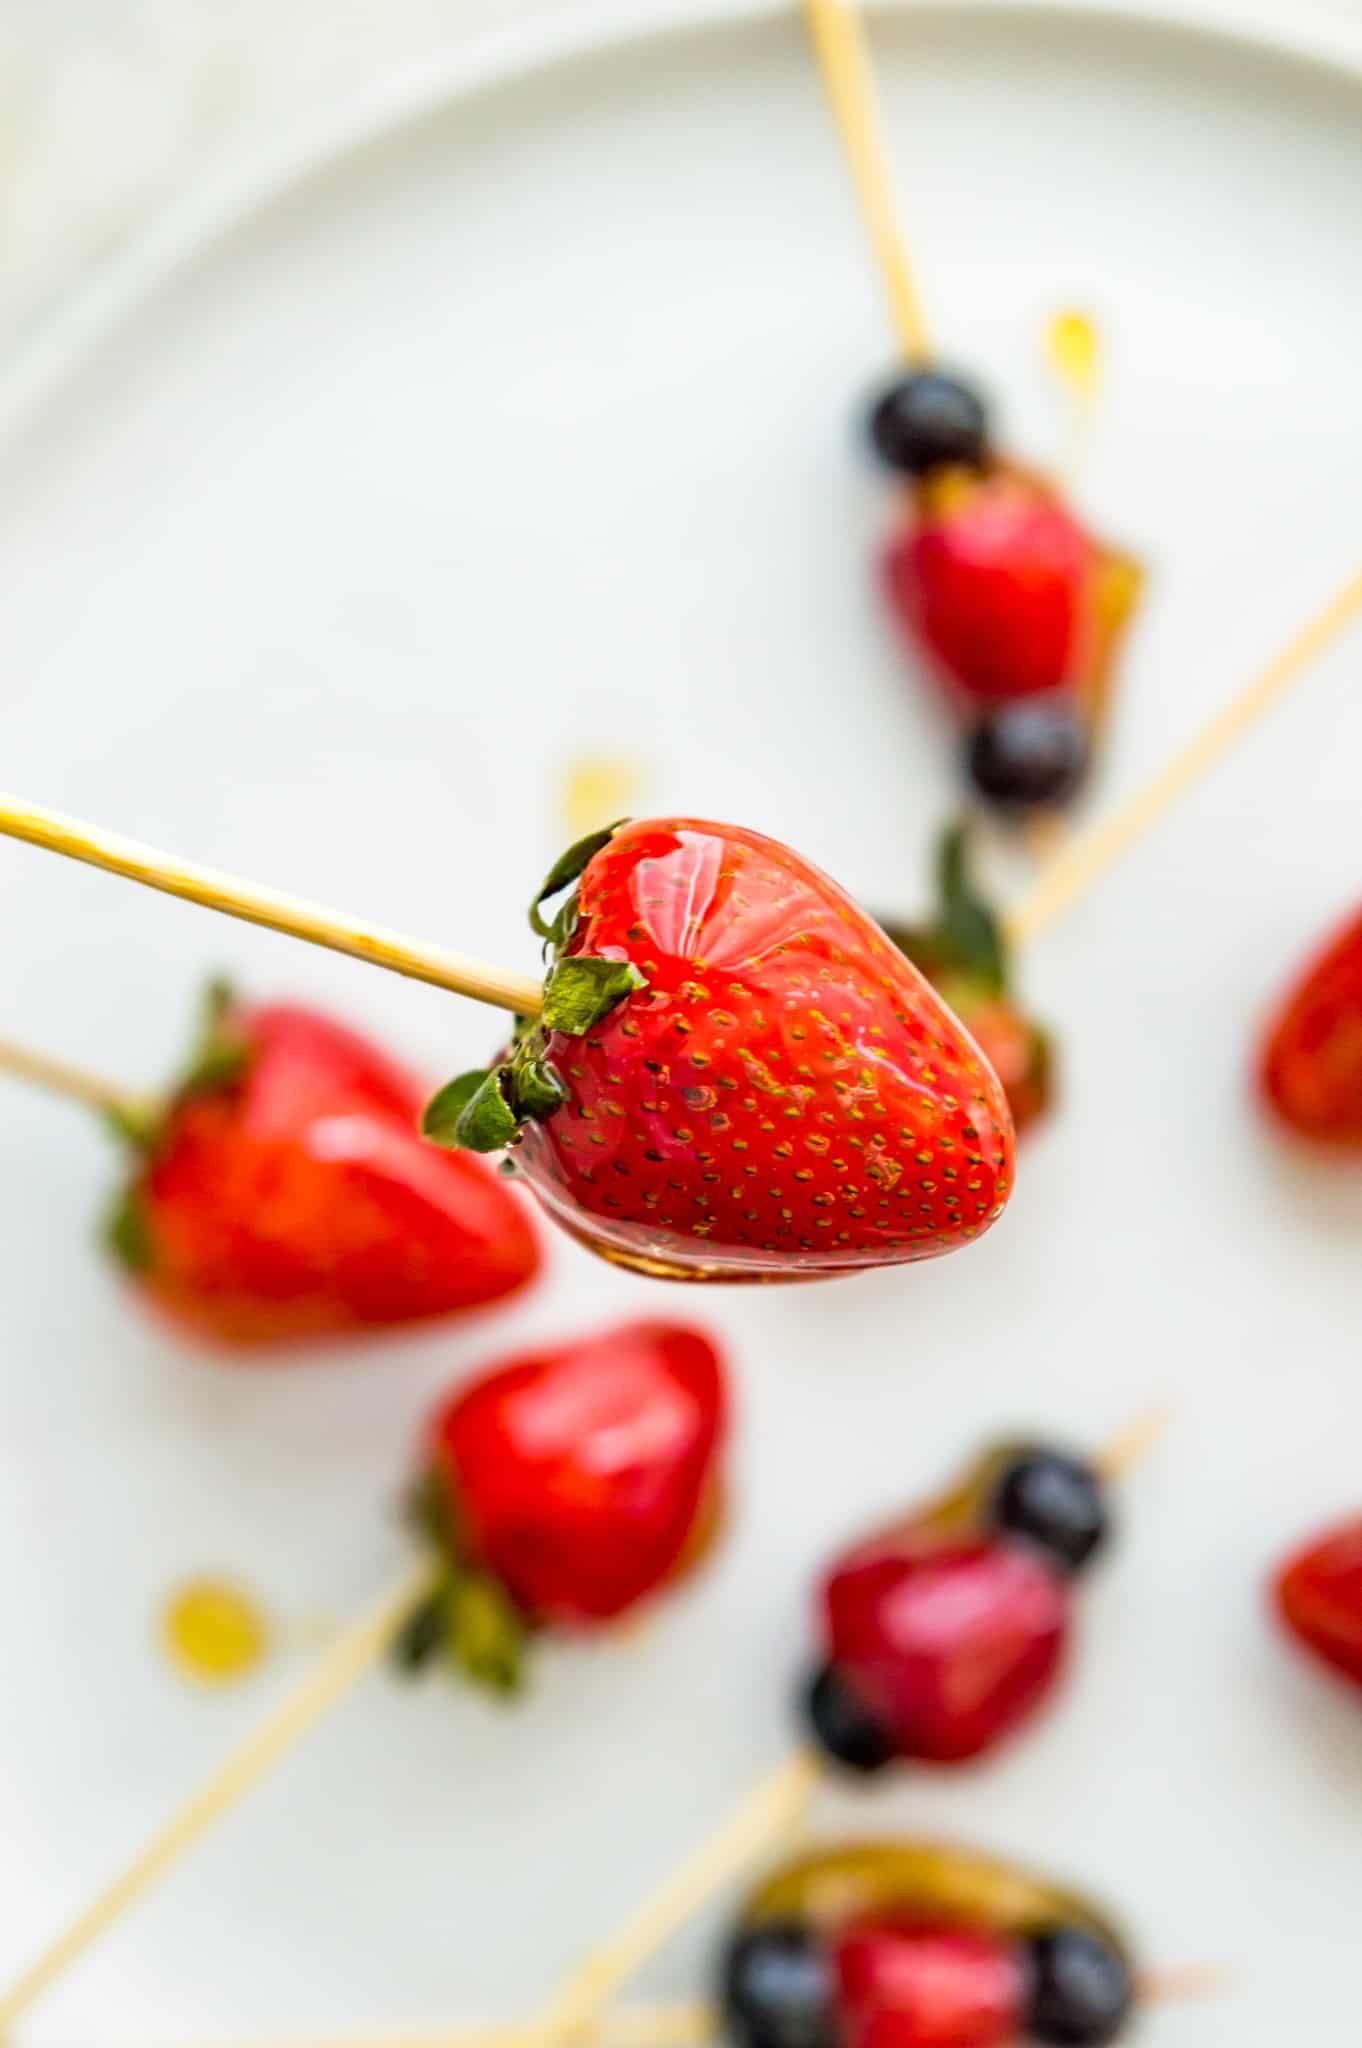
[390,1472,530,1697]
[102,978,256,1273]
[881,821,1009,1001]
[423,821,647,1156]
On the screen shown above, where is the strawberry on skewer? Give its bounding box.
[0,984,542,1348]
[803,1436,1110,1774]
[722,1842,1140,2048]
[800,0,1142,821]
[1257,906,1362,1147]
[1273,1514,1362,1696]
[393,1319,727,1692]
[425,818,1015,1282]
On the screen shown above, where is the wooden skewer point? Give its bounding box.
[0,794,545,1020]
[802,0,932,365]
[0,1033,146,1124]
[1094,1405,1171,1483]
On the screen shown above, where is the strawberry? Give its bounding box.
[424,819,1015,1282]
[880,826,1053,1138]
[106,985,540,1346]
[394,1318,726,1691]
[804,1439,1108,1771]
[1259,908,1362,1146]
[1274,1514,1362,1693]
[882,467,1141,709]
[833,1919,1024,2048]
[723,1843,1136,2048]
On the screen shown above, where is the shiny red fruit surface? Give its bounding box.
[1260,908,1362,1147]
[129,1003,540,1345]
[883,471,1098,703]
[513,818,1014,1282]
[429,1319,727,1626]
[1275,1515,1362,1691]
[821,1535,1070,1762]
[833,1918,1024,2048]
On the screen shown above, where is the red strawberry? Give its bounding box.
[425,819,1015,1282]
[1259,908,1362,1146]
[882,467,1140,708]
[396,1319,726,1690]
[108,986,540,1346]
[881,826,1053,1139]
[833,1919,1023,2048]
[1274,1515,1362,1692]
[816,1535,1070,1765]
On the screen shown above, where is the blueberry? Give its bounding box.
[868,370,989,476]
[965,702,1090,811]
[801,1663,897,1774]
[720,1920,837,2048]
[991,1450,1110,1576]
[1024,1926,1134,2045]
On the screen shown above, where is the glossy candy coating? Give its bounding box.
[119,1001,540,1345]
[428,1319,726,1627]
[1259,907,1362,1146]
[1274,1514,1362,1691]
[738,1842,1125,1954]
[511,819,1014,1281]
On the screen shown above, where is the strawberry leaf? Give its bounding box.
[543,956,646,1036]
[528,821,627,940]
[105,1184,153,1273]
[935,823,1007,996]
[422,1069,491,1145]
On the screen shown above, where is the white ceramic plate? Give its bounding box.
[2,3,1362,2041]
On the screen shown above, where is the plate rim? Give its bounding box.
[3,0,1362,447]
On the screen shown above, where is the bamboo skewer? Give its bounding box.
[0,794,544,1020]
[1004,562,1362,950]
[0,1035,146,1123]
[801,0,931,364]
[0,1561,436,2037]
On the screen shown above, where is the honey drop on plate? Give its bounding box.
[162,1577,269,1683]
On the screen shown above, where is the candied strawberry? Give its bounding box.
[396,1319,727,1691]
[883,468,1138,707]
[426,820,1015,1282]
[833,1919,1024,2048]
[1274,1515,1362,1691]
[816,1534,1070,1764]
[109,989,540,1346]
[1259,908,1362,1146]
[882,826,1052,1139]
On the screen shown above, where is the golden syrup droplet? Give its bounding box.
[560,753,645,839]
[1045,309,1100,401]
[162,1577,269,1683]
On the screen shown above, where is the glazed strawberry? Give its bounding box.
[1274,1515,1362,1691]
[881,826,1053,1138]
[882,468,1136,707]
[395,1319,726,1690]
[722,1842,1136,2048]
[833,1920,1023,2048]
[803,1440,1108,1772]
[815,1538,1069,1765]
[1259,908,1362,1146]
[107,986,540,1345]
[425,819,1015,1282]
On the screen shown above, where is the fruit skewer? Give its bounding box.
[0,562,1356,2032]
[0,988,542,1345]
[801,0,1141,819]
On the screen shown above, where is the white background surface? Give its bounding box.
[2,3,1362,2043]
